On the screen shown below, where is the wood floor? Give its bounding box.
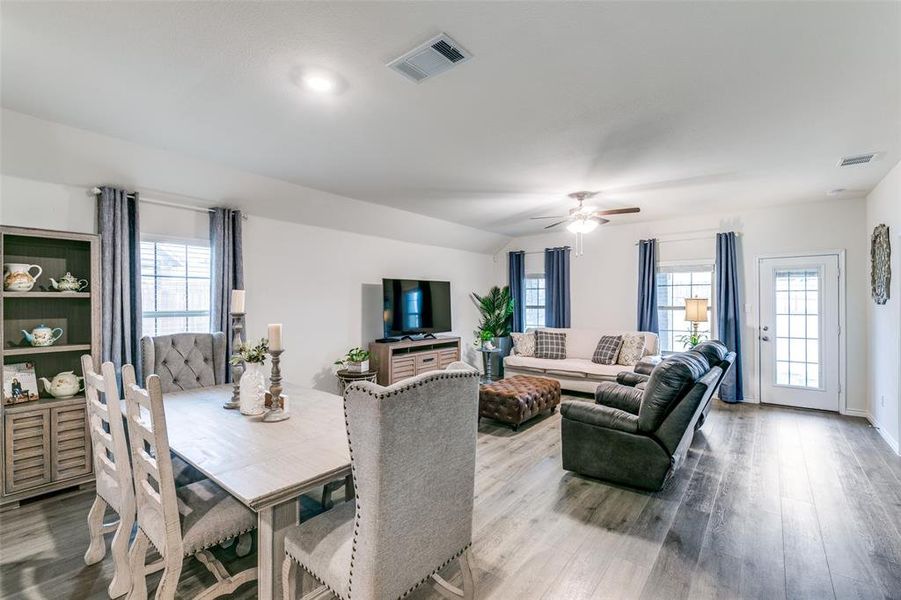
[2,399,900,599]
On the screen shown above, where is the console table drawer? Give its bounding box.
[415,352,440,374]
[390,356,416,383]
[438,349,459,368]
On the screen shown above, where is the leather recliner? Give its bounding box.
[560,351,721,491]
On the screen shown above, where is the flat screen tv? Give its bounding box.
[382,279,452,338]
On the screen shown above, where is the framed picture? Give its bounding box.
[3,362,40,404]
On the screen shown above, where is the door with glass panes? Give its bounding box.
[758,255,840,411]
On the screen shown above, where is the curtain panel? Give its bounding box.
[210,208,245,379]
[98,186,143,379]
[637,239,659,333]
[544,247,571,328]
[716,231,744,402]
[508,251,526,332]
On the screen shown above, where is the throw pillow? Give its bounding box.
[592,335,624,365]
[511,332,535,357]
[534,330,566,360]
[617,333,646,366]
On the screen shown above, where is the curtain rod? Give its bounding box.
[511,247,572,256]
[90,187,247,220]
[633,232,741,246]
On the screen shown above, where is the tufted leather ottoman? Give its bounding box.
[479,376,561,431]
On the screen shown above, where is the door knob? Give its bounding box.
[762,325,769,331]
[761,335,770,342]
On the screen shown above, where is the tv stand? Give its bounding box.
[369,336,462,385]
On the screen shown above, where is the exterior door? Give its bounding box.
[758,254,840,411]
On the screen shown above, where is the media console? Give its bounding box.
[369,336,462,385]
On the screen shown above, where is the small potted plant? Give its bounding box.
[335,347,371,373]
[231,338,269,415]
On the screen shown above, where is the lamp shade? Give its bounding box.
[566,218,599,234]
[685,297,708,322]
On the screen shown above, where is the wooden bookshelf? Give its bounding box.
[1,226,100,507]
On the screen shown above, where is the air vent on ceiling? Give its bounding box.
[387,33,471,83]
[837,152,879,167]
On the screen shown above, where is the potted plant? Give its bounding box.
[231,338,269,415]
[335,347,371,373]
[471,286,515,376]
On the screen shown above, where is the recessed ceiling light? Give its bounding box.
[826,188,847,196]
[302,73,337,94]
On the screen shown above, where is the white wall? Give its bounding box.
[865,160,901,453]
[495,198,869,413]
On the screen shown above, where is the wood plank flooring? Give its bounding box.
[2,399,900,599]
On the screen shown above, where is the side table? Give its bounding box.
[476,347,503,384]
[335,369,378,395]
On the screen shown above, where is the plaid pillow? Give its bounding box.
[592,335,624,365]
[534,330,566,360]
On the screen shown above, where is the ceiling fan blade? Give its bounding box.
[594,207,641,216]
[544,220,567,230]
[591,217,610,225]
[530,215,568,220]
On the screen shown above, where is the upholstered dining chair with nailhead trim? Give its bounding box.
[122,365,258,600]
[281,362,479,600]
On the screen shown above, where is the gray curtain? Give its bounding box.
[98,187,143,379]
[716,232,744,402]
[544,247,571,328]
[508,251,526,332]
[210,208,244,378]
[637,239,659,333]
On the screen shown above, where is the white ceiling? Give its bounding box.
[2,1,899,237]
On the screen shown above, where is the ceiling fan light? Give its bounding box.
[566,218,599,234]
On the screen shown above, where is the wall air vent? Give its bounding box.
[387,33,471,83]
[837,153,879,167]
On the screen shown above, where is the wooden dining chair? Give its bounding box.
[81,355,136,599]
[281,362,479,600]
[121,364,258,600]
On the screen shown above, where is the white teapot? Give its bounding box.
[40,371,85,399]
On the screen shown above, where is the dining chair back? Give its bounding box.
[81,355,136,599]
[140,332,227,394]
[122,364,257,600]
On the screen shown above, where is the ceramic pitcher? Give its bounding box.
[3,263,42,292]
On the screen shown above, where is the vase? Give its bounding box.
[492,336,512,378]
[240,362,267,416]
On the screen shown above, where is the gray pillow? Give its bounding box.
[534,330,566,360]
[592,335,623,365]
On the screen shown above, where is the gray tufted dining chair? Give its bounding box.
[140,332,227,393]
[281,361,479,600]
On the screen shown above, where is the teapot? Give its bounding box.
[40,371,85,399]
[3,263,43,292]
[50,272,89,292]
[21,324,64,347]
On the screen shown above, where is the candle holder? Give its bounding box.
[223,313,245,409]
[263,348,289,422]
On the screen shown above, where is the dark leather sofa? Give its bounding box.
[560,341,734,491]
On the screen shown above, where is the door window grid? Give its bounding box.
[524,275,546,330]
[656,266,713,353]
[774,268,821,388]
[140,241,212,337]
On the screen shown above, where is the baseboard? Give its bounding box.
[871,421,901,455]
[843,407,870,418]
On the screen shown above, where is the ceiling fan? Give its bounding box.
[531,191,640,232]
[530,191,641,256]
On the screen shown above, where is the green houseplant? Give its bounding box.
[335,347,371,373]
[471,286,515,377]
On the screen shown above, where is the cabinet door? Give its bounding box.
[391,355,416,383]
[4,410,52,494]
[438,348,459,369]
[51,404,92,481]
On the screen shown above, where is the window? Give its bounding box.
[140,240,212,337]
[774,268,821,388]
[656,264,714,353]
[524,275,546,330]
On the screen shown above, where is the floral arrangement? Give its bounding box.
[230,338,269,366]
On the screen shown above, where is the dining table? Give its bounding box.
[149,382,352,599]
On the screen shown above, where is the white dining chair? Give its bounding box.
[82,355,136,599]
[122,364,258,600]
[281,362,479,600]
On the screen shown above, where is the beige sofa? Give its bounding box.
[503,328,660,394]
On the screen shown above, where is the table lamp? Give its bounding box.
[684,297,709,347]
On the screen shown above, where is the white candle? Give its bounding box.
[268,323,283,351]
[231,289,246,314]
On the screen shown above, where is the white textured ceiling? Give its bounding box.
[2,1,899,236]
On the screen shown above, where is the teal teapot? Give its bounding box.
[22,324,63,347]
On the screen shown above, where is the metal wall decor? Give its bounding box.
[871,224,891,305]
